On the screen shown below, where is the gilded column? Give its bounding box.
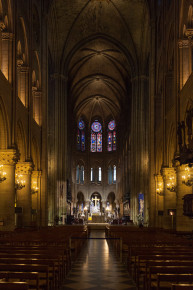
[31,170,42,227]
[162,167,176,229]
[15,162,33,227]
[0,149,18,231]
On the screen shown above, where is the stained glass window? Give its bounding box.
[108,132,112,152]
[91,133,96,152]
[80,166,84,184]
[91,168,94,182]
[97,133,102,152]
[113,131,116,151]
[91,121,102,152]
[107,120,116,151]
[76,165,79,184]
[77,119,85,151]
[98,167,102,182]
[113,165,116,183]
[108,166,112,184]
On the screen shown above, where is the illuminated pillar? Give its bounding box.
[162,167,176,229]
[1,32,13,82]
[16,162,33,227]
[0,149,18,231]
[32,88,42,125]
[17,64,29,107]
[155,174,164,227]
[31,170,41,227]
[176,165,193,231]
[178,39,191,89]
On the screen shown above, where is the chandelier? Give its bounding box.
[0,165,6,183]
[15,174,25,190]
[182,165,193,187]
[31,182,38,194]
[167,176,176,192]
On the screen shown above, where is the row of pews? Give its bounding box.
[0,225,88,289]
[106,225,193,289]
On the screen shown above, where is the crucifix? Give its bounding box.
[92,196,100,206]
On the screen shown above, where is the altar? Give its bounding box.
[91,215,105,223]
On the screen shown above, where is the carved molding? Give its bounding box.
[178,39,190,48]
[1,32,14,41]
[31,170,42,178]
[0,149,18,165]
[16,162,33,175]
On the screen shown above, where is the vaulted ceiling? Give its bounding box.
[48,0,150,123]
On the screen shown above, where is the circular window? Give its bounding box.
[91,121,102,132]
[108,120,116,131]
[78,120,85,130]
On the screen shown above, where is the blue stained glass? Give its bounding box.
[91,121,102,132]
[108,120,116,131]
[78,120,85,130]
[97,132,102,152]
[108,132,112,151]
[91,133,96,152]
[81,131,85,151]
[113,131,116,151]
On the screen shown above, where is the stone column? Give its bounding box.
[176,165,193,231]
[16,162,33,227]
[1,32,14,82]
[155,174,164,228]
[162,167,176,229]
[17,64,29,107]
[31,170,41,227]
[178,39,191,89]
[32,88,42,125]
[0,149,18,231]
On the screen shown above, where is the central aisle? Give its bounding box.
[61,230,137,290]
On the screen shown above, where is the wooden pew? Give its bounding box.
[171,284,193,289]
[156,274,193,290]
[148,266,193,290]
[0,264,49,290]
[0,282,29,289]
[0,272,39,289]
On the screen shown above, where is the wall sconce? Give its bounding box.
[167,176,176,192]
[182,165,193,187]
[0,165,6,183]
[15,174,25,190]
[31,182,38,194]
[156,181,164,195]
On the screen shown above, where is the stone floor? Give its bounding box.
[60,230,137,290]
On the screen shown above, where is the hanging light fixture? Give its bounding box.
[31,181,38,194]
[182,165,193,187]
[167,176,176,192]
[15,174,25,190]
[0,165,6,183]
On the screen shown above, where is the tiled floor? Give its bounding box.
[60,230,137,290]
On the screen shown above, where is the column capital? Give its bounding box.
[1,32,14,40]
[16,162,33,175]
[178,39,190,48]
[161,167,176,179]
[31,170,42,178]
[0,149,18,165]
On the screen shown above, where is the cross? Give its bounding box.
[92,196,100,206]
